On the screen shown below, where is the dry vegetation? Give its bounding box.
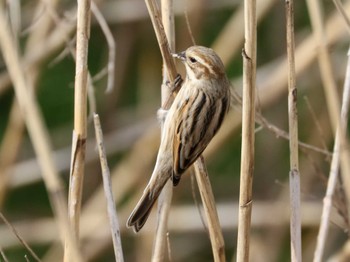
[0,0,350,261]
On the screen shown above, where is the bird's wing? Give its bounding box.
[173,89,228,180]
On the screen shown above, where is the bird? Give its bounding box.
[127,45,231,232]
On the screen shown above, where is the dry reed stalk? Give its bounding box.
[285,1,302,261]
[152,0,175,260]
[193,158,226,261]
[144,0,177,85]
[313,46,350,262]
[0,199,325,249]
[305,0,340,135]
[0,0,58,206]
[93,114,124,262]
[236,0,256,261]
[65,0,91,261]
[330,0,350,218]
[0,6,82,262]
[306,0,350,204]
[83,125,160,214]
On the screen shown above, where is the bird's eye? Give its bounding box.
[189,57,197,63]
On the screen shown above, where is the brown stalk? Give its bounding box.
[65,0,91,261]
[144,0,177,85]
[236,0,256,261]
[285,1,302,261]
[0,0,59,206]
[193,157,226,261]
[0,212,41,262]
[93,114,124,262]
[152,0,175,260]
[313,46,350,262]
[0,5,82,262]
[307,1,350,260]
[0,7,77,96]
[305,0,340,136]
[0,199,326,249]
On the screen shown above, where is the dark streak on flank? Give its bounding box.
[214,96,229,134]
[189,92,207,136]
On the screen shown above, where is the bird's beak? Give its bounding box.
[172,51,186,62]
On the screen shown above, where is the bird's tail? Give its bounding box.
[127,171,170,232]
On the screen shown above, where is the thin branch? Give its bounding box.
[91,2,116,93]
[0,212,41,262]
[313,46,350,262]
[93,113,124,262]
[144,0,178,110]
[303,96,329,154]
[0,244,9,262]
[184,2,196,46]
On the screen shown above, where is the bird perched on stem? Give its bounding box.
[127,46,231,232]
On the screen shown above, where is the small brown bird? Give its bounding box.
[127,46,231,232]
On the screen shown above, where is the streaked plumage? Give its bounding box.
[127,46,231,232]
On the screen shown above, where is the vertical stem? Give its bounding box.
[93,114,124,262]
[313,47,350,262]
[306,0,350,196]
[285,1,302,261]
[152,0,175,260]
[236,0,256,261]
[306,0,340,135]
[65,0,91,261]
[194,158,226,262]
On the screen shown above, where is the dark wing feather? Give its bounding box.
[172,90,228,184]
